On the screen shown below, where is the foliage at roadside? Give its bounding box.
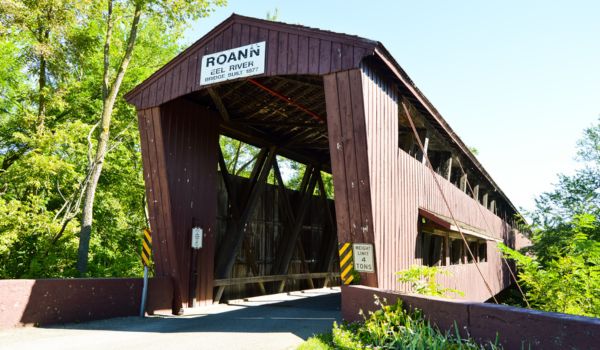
[396,265,464,298]
[500,119,600,317]
[0,0,224,278]
[499,214,600,317]
[298,296,500,350]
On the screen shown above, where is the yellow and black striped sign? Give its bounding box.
[339,242,354,285]
[141,228,152,266]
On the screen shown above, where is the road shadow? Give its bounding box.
[41,290,341,340]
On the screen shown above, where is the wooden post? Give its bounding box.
[421,129,430,165]
[445,156,453,181]
[444,235,450,266]
[482,192,489,208]
[460,173,468,192]
[473,184,480,202]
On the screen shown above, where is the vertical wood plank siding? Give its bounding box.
[361,64,400,291]
[361,63,511,301]
[137,101,219,308]
[125,18,376,110]
[137,107,181,310]
[324,70,377,287]
[161,100,219,307]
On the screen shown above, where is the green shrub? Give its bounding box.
[298,296,500,350]
[498,215,600,318]
[396,265,464,298]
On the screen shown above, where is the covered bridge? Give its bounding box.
[125,14,522,313]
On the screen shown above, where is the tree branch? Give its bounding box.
[87,121,100,167]
[105,2,141,109]
[102,0,113,101]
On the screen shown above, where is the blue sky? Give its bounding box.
[184,1,599,212]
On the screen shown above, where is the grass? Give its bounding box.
[296,334,333,350]
[297,295,501,350]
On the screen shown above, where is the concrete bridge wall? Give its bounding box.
[342,285,600,350]
[0,277,172,328]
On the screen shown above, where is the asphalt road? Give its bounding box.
[0,288,341,350]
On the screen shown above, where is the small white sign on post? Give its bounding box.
[352,243,375,272]
[191,227,203,249]
[200,41,266,86]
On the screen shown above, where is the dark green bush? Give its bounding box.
[298,296,501,350]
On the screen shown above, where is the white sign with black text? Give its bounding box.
[352,243,375,272]
[191,227,203,249]
[200,41,266,86]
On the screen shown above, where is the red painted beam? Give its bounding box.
[247,78,325,123]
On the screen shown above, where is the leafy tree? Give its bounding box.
[219,136,261,177]
[77,0,225,276]
[0,0,224,278]
[266,8,279,22]
[501,118,600,317]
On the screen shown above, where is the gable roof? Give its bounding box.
[124,13,520,218]
[124,13,378,108]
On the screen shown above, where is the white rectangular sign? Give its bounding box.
[353,243,375,272]
[200,41,266,86]
[191,227,203,249]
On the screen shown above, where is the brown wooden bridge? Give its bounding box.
[124,14,523,313]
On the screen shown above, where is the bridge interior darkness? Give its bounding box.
[188,75,340,303]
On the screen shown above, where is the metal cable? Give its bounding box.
[401,100,499,303]
[454,157,531,308]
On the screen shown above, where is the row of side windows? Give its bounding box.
[421,231,487,267]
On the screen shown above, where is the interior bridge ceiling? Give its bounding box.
[189,75,330,170]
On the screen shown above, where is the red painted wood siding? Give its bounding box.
[126,16,374,110]
[159,100,219,307]
[137,100,219,308]
[360,63,511,301]
[324,69,377,287]
[137,107,182,310]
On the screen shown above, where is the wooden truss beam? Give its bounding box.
[270,163,319,292]
[208,87,230,122]
[247,78,325,123]
[214,146,277,302]
[213,272,339,287]
[219,121,330,172]
[217,149,266,297]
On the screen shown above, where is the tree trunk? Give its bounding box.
[38,51,46,131]
[76,106,111,275]
[37,24,50,133]
[76,2,142,276]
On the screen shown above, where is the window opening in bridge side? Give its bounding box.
[420,230,446,267]
[478,241,487,262]
[419,214,491,267]
[449,237,464,265]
